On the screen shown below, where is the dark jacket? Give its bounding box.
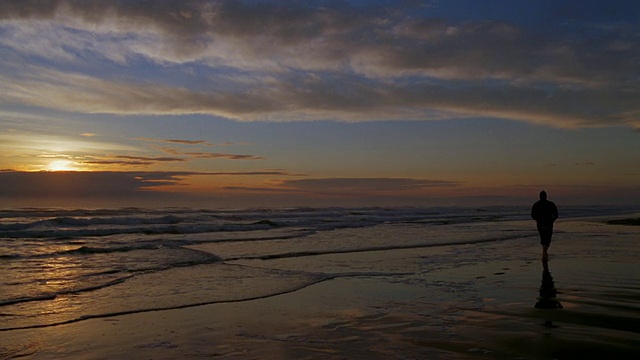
[531,200,559,226]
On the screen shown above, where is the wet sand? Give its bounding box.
[2,218,639,359]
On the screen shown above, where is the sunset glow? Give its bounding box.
[1,0,639,207]
[47,160,78,172]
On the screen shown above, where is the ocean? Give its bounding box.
[1,205,636,336]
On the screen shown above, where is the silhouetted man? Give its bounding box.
[531,191,558,260]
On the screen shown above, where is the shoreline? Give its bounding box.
[1,216,638,359]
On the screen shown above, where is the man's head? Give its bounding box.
[539,191,548,200]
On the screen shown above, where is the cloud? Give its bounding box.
[80,155,186,167]
[135,137,212,145]
[1,0,638,128]
[82,154,264,166]
[142,139,264,160]
[2,66,636,128]
[278,177,460,195]
[136,137,253,147]
[114,155,184,162]
[52,140,266,168]
[155,147,264,161]
[0,171,178,198]
[181,152,263,160]
[0,170,301,199]
[220,177,461,198]
[155,139,209,145]
[284,177,458,189]
[222,186,298,194]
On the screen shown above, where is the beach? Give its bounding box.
[1,208,639,359]
[3,1,640,359]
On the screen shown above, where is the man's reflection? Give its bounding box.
[535,259,563,310]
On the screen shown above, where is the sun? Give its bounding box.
[47,160,78,171]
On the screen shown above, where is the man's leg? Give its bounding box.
[539,226,552,260]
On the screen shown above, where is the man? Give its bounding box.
[531,191,558,260]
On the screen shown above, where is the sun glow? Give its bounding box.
[47,160,78,171]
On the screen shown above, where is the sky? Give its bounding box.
[1,0,639,208]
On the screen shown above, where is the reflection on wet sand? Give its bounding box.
[535,259,563,310]
[534,259,562,327]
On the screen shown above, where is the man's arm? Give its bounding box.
[531,204,537,220]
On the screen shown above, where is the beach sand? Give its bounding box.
[2,218,639,359]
